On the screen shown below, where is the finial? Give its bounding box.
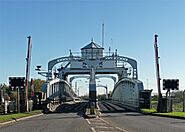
[91,37,94,42]
[69,49,72,57]
[154,34,158,38]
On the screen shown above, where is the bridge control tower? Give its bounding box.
[81,40,104,107]
[81,40,104,59]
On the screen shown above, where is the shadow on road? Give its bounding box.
[43,102,87,117]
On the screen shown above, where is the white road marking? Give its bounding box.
[87,116,129,132]
[99,118,129,132]
[99,131,115,132]
[115,127,129,132]
[99,117,110,124]
[91,122,107,125]
[91,127,96,132]
[86,119,91,125]
[95,126,115,129]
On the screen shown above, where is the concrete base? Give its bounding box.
[157,98,172,113]
[85,108,100,118]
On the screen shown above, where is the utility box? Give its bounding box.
[8,101,16,113]
[139,90,152,109]
[157,98,172,113]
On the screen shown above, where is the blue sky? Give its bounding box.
[0,0,185,95]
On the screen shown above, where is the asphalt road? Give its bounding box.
[0,101,184,132]
[100,112,185,132]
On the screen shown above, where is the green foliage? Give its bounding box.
[33,79,45,92]
[141,108,185,118]
[8,92,16,100]
[151,90,184,112]
[158,112,185,117]
[171,91,183,101]
[0,79,45,100]
[1,83,10,94]
[141,108,157,113]
[151,95,158,101]
[0,83,16,101]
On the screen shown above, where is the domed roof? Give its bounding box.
[81,40,104,50]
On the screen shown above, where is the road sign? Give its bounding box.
[163,79,179,90]
[9,77,25,90]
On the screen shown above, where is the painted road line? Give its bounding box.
[95,126,115,129]
[99,118,129,132]
[86,119,91,125]
[91,122,107,125]
[91,127,96,132]
[115,127,129,132]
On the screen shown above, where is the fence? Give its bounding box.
[151,90,185,112]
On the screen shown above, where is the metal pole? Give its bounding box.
[183,90,185,112]
[25,36,32,112]
[169,90,172,112]
[17,87,20,113]
[78,87,79,97]
[105,86,108,99]
[154,34,163,112]
[102,23,104,48]
[154,34,162,98]
[75,82,77,96]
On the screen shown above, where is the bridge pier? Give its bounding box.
[89,68,97,108]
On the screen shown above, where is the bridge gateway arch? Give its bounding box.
[38,40,151,112]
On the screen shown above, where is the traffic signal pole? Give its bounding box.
[25,36,32,112]
[154,34,163,112]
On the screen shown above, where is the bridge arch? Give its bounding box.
[47,55,138,80]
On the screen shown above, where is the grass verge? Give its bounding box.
[0,110,42,123]
[141,109,185,118]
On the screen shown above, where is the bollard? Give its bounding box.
[4,100,8,114]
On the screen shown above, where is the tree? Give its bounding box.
[1,83,10,94]
[33,79,45,92]
[0,83,16,101]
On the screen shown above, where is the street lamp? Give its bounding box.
[35,65,49,78]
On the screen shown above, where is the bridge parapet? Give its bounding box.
[111,78,144,109]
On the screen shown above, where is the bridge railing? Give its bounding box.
[70,51,115,58]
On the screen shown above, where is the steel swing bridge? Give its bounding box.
[37,40,151,112]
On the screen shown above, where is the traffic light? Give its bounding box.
[163,79,179,90]
[9,77,25,90]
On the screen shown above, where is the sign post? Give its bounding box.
[9,77,25,113]
[163,79,179,112]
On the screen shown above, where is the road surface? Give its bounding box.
[0,101,184,132]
